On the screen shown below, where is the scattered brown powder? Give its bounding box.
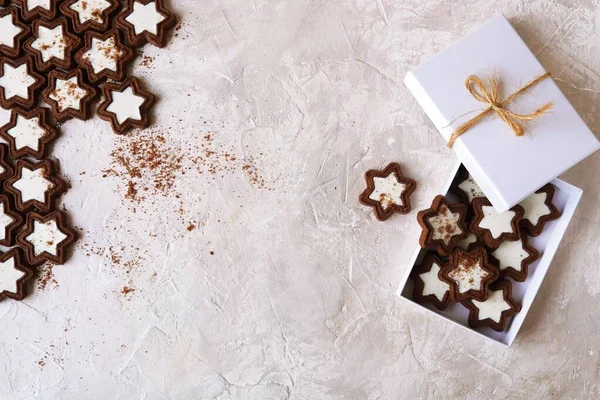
[187,224,196,231]
[121,286,135,295]
[38,264,58,291]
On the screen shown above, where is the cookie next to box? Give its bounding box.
[489,234,540,282]
[16,210,77,266]
[461,279,521,332]
[440,247,499,302]
[518,184,561,236]
[417,195,468,256]
[411,253,451,310]
[470,198,524,248]
[358,162,417,221]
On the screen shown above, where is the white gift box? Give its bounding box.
[404,15,599,213]
[398,15,599,345]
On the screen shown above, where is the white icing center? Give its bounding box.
[83,36,124,73]
[492,238,529,272]
[458,174,485,202]
[472,289,512,323]
[428,205,463,245]
[456,232,477,251]
[25,0,51,11]
[368,173,406,210]
[70,0,111,24]
[49,76,88,112]
[106,86,145,124]
[519,192,551,227]
[7,114,46,152]
[448,257,489,294]
[13,166,54,203]
[479,206,516,239]
[32,25,67,62]
[419,262,449,302]
[0,256,24,294]
[125,1,166,35]
[0,15,23,48]
[26,219,68,256]
[0,203,15,241]
[0,63,36,100]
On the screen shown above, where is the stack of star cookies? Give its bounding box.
[411,165,561,332]
[0,0,177,302]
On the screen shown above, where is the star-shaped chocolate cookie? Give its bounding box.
[14,0,60,21]
[0,107,58,160]
[489,234,540,282]
[75,29,135,82]
[359,162,417,221]
[0,248,33,302]
[60,0,120,34]
[16,210,77,266]
[0,8,30,59]
[5,159,67,213]
[116,0,177,48]
[42,68,98,122]
[518,184,561,236]
[439,247,499,302]
[471,198,525,248]
[461,280,521,332]
[24,17,82,72]
[0,56,45,111]
[417,195,468,256]
[450,165,486,205]
[411,253,451,310]
[97,76,155,134]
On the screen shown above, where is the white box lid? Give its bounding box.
[404,15,600,212]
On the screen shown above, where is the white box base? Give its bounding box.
[396,163,582,346]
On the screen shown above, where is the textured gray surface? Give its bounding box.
[1,0,599,399]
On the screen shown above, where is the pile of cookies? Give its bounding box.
[411,166,561,331]
[0,0,176,302]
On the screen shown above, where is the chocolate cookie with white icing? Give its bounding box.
[439,247,499,302]
[461,279,521,332]
[417,195,469,256]
[518,184,561,237]
[411,253,451,310]
[470,198,524,248]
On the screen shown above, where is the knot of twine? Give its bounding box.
[447,72,553,148]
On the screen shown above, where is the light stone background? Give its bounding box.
[1,0,600,399]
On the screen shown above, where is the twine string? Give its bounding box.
[447,72,553,148]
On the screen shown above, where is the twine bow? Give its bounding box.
[447,72,553,148]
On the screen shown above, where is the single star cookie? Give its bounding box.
[358,162,417,221]
[417,195,468,256]
[411,253,451,310]
[450,166,485,205]
[0,248,33,302]
[0,56,45,111]
[471,198,525,248]
[0,194,23,247]
[489,234,540,282]
[461,280,521,332]
[14,0,60,21]
[97,76,155,134]
[24,17,81,72]
[440,247,499,302]
[60,0,120,34]
[0,107,58,159]
[116,0,177,48]
[0,8,30,59]
[17,211,77,266]
[42,68,98,122]
[75,29,135,82]
[5,159,67,213]
[518,184,561,237]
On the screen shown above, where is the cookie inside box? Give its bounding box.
[397,163,582,346]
